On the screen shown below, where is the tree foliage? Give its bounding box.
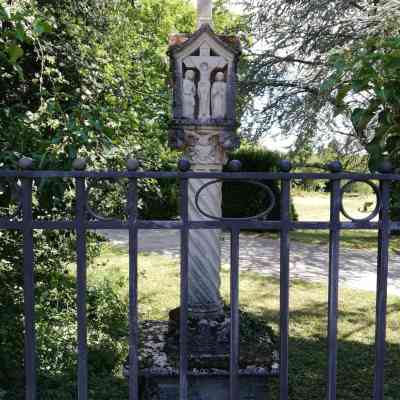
[324,36,400,171]
[0,0,196,171]
[239,0,376,153]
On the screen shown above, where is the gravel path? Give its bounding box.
[98,229,400,296]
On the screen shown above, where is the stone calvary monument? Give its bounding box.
[168,0,241,320]
[125,1,275,398]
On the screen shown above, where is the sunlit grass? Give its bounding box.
[89,245,400,399]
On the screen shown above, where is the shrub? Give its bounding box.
[222,147,298,223]
[0,228,129,400]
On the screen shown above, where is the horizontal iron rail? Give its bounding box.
[0,170,399,181]
[0,220,386,230]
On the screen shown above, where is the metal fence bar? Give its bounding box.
[179,176,189,400]
[0,219,381,232]
[230,228,240,400]
[128,176,139,400]
[279,176,291,400]
[75,176,88,400]
[2,169,400,181]
[327,177,341,400]
[373,179,391,400]
[22,175,36,400]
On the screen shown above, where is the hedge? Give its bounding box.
[222,147,298,223]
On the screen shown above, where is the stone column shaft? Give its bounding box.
[188,170,223,318]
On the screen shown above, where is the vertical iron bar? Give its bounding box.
[22,177,36,400]
[75,177,88,400]
[373,179,391,400]
[230,228,240,400]
[128,177,139,400]
[179,177,189,400]
[327,178,341,400]
[280,177,291,400]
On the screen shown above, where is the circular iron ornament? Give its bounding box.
[86,178,126,221]
[195,179,276,221]
[340,180,381,222]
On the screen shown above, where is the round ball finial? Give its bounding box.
[178,159,191,172]
[378,159,393,174]
[72,158,87,171]
[228,159,242,172]
[127,159,140,171]
[279,160,292,173]
[327,161,343,173]
[18,157,34,170]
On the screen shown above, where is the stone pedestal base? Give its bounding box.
[141,374,269,400]
[123,320,277,400]
[167,307,230,356]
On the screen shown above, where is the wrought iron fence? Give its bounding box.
[0,157,396,400]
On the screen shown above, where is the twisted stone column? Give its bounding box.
[188,170,223,318]
[184,128,226,319]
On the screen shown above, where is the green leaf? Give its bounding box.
[0,5,9,21]
[320,75,338,93]
[15,23,27,42]
[351,108,367,129]
[13,64,25,80]
[7,44,24,64]
[33,19,52,34]
[335,83,351,107]
[351,79,369,92]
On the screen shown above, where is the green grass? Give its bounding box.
[89,245,400,399]
[269,192,400,252]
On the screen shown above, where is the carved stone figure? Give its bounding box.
[198,63,212,119]
[211,72,226,119]
[183,43,228,120]
[182,70,196,119]
[186,131,220,164]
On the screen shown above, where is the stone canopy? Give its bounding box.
[168,24,241,153]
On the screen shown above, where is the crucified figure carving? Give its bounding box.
[183,43,227,120]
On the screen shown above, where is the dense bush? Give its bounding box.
[0,229,129,400]
[222,147,298,223]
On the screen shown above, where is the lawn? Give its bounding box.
[270,191,400,253]
[89,244,400,399]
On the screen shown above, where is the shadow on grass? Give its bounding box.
[241,276,400,400]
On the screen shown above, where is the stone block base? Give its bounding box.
[141,374,269,400]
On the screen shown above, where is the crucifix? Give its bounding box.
[183,43,227,119]
[197,0,213,28]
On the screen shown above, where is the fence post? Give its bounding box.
[127,159,139,400]
[178,159,190,400]
[373,163,392,400]
[73,158,88,400]
[279,160,292,400]
[327,161,342,400]
[230,227,240,400]
[20,158,36,400]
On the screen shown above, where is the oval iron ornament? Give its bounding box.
[195,179,276,221]
[86,178,127,221]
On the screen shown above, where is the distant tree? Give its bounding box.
[239,0,384,155]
